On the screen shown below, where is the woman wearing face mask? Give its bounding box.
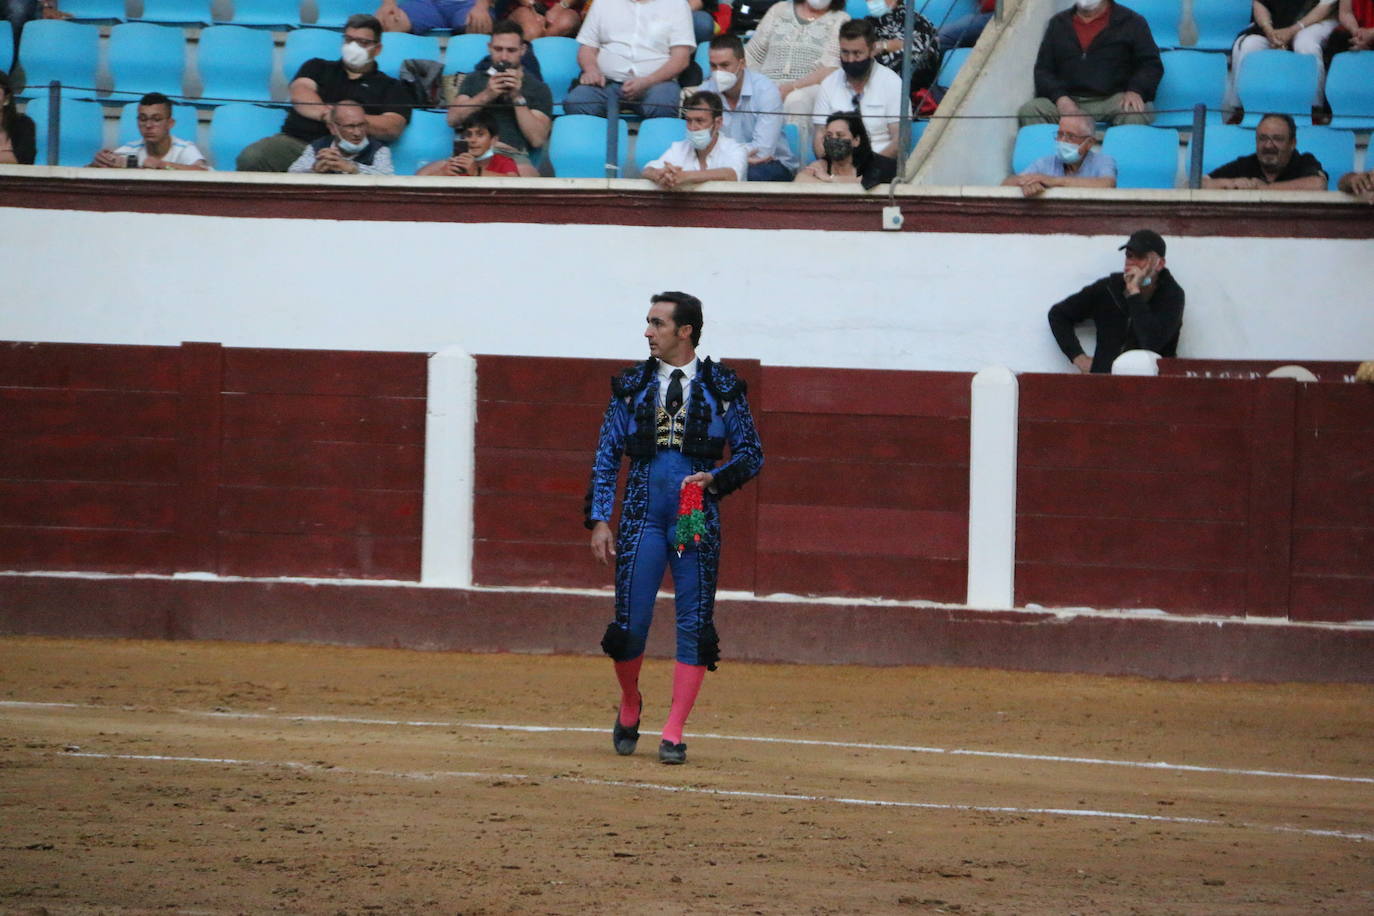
[794,110,895,189]
[863,0,939,90]
[0,70,36,164]
[418,109,519,176]
[744,0,850,131]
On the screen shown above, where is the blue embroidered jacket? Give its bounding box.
[584,357,765,529]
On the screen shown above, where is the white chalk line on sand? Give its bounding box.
[3,700,1369,787]
[51,749,1374,844]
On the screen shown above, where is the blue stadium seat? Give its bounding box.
[1011,122,1056,174]
[547,113,630,177]
[134,0,210,24]
[109,22,188,101]
[61,0,128,22]
[0,27,11,69]
[1192,123,1254,176]
[694,40,710,75]
[532,36,580,110]
[1102,124,1179,188]
[1325,52,1374,130]
[935,46,970,87]
[444,33,489,76]
[283,28,342,81]
[1127,0,1180,49]
[1296,126,1355,190]
[1235,49,1318,126]
[1152,49,1227,128]
[782,121,804,164]
[25,96,107,165]
[845,0,866,21]
[216,0,301,28]
[632,116,685,174]
[15,21,101,99]
[375,32,441,77]
[116,99,196,143]
[310,0,354,27]
[1189,2,1251,51]
[209,101,284,168]
[198,25,275,105]
[389,108,452,174]
[916,0,977,28]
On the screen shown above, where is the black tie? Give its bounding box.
[666,369,684,415]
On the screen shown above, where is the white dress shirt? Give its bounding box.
[812,61,902,146]
[645,134,748,180]
[656,356,698,407]
[703,68,797,171]
[577,0,696,83]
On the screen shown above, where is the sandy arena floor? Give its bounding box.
[0,636,1371,915]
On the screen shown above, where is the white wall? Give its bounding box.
[3,205,1371,371]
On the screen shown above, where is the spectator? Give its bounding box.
[1018,0,1162,127]
[687,0,718,44]
[641,90,746,188]
[489,0,584,40]
[1202,112,1327,190]
[1047,229,1184,374]
[0,69,35,164]
[702,33,797,181]
[1324,0,1374,61]
[7,0,68,72]
[744,0,849,132]
[938,0,995,52]
[376,0,479,35]
[418,108,519,175]
[237,15,412,172]
[812,18,901,157]
[1226,1,1338,117]
[564,0,694,120]
[448,20,552,176]
[90,92,208,171]
[288,100,395,175]
[1002,113,1115,197]
[865,0,939,91]
[1337,167,1374,202]
[794,109,895,188]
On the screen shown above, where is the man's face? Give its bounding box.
[838,36,873,66]
[1256,117,1295,172]
[708,48,743,79]
[342,27,381,66]
[137,104,173,144]
[684,105,719,135]
[1055,117,1094,159]
[331,105,368,144]
[645,300,692,364]
[464,124,495,157]
[1123,248,1162,276]
[488,31,524,67]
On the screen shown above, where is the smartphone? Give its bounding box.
[126,154,139,168]
[453,139,469,156]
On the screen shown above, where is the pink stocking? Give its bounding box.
[661,662,706,745]
[614,656,643,727]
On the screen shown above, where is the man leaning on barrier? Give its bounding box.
[1202,112,1328,192]
[1002,113,1116,197]
[641,90,746,189]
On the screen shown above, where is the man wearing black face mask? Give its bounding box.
[811,18,900,158]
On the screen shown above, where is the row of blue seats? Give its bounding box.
[1127,0,1252,51]
[1012,122,1361,191]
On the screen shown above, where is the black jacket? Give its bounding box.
[1048,268,1184,374]
[1033,3,1163,102]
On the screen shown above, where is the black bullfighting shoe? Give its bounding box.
[658,739,687,765]
[612,695,642,756]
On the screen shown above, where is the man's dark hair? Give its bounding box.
[137,92,174,117]
[344,13,383,39]
[653,291,703,348]
[708,33,745,58]
[683,90,723,121]
[491,18,525,43]
[1257,112,1296,141]
[461,108,501,136]
[839,18,878,44]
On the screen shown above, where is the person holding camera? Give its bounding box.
[448,20,553,177]
[417,108,518,176]
[1046,229,1185,375]
[287,100,395,175]
[90,92,207,171]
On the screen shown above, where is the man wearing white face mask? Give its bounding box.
[287,101,396,175]
[641,90,747,188]
[237,14,412,172]
[1002,113,1116,197]
[702,34,796,182]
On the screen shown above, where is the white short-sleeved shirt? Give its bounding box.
[812,62,902,145]
[576,0,695,83]
[112,137,207,167]
[645,134,749,181]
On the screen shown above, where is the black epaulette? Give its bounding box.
[611,359,657,398]
[699,358,747,402]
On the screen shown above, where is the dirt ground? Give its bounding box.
[0,637,1371,916]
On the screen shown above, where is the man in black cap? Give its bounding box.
[1047,229,1185,374]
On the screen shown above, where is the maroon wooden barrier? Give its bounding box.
[0,341,426,580]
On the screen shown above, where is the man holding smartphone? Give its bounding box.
[90,93,208,171]
[1047,229,1185,374]
[448,20,553,176]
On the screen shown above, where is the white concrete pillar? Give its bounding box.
[966,366,1018,609]
[421,346,477,587]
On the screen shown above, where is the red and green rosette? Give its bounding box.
[674,482,706,558]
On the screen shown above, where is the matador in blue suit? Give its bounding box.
[585,291,764,766]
